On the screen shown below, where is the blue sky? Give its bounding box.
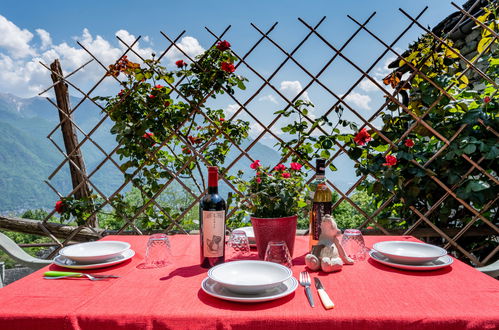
[0,0,468,190]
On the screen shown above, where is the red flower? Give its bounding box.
[118,89,124,96]
[250,160,261,169]
[383,154,397,167]
[404,139,415,148]
[55,200,64,214]
[274,164,286,171]
[220,62,235,73]
[148,94,155,99]
[188,136,202,144]
[216,40,231,51]
[155,84,163,89]
[256,177,261,184]
[182,147,191,154]
[219,117,225,122]
[354,128,372,146]
[175,60,186,68]
[282,172,291,178]
[164,101,171,107]
[143,132,154,139]
[484,96,491,103]
[290,162,302,171]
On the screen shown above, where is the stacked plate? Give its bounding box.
[201,260,298,303]
[53,241,135,269]
[370,241,453,271]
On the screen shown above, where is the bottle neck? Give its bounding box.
[208,168,219,194]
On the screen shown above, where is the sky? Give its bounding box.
[0,0,467,139]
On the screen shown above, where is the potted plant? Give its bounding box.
[232,160,309,259]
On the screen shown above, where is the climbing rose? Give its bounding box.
[383,154,397,167]
[219,117,225,122]
[290,162,302,171]
[148,94,155,99]
[484,96,491,103]
[274,164,286,171]
[404,139,415,148]
[216,40,231,51]
[220,62,235,73]
[256,177,261,184]
[354,128,372,146]
[282,172,291,178]
[250,160,261,169]
[175,60,186,68]
[155,84,163,89]
[143,132,154,139]
[55,201,64,214]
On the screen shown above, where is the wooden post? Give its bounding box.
[50,59,96,227]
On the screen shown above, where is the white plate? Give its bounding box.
[235,227,255,246]
[369,250,453,271]
[372,241,447,264]
[53,249,135,269]
[59,241,131,263]
[201,276,298,303]
[208,260,292,294]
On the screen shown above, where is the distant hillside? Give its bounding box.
[0,93,295,212]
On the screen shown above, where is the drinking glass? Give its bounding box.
[142,233,172,268]
[264,240,292,268]
[341,229,368,261]
[226,230,251,261]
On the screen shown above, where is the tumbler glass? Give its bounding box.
[341,229,368,261]
[264,240,292,268]
[143,233,172,268]
[226,230,251,261]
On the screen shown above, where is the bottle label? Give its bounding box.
[311,202,332,240]
[202,210,225,257]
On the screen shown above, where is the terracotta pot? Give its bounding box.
[250,215,297,260]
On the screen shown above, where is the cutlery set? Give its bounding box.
[299,271,334,309]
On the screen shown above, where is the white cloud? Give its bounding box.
[249,122,264,137]
[0,15,191,98]
[359,78,379,92]
[359,56,397,93]
[0,15,36,58]
[36,29,52,50]
[225,103,240,116]
[344,92,372,110]
[279,80,310,103]
[165,36,205,65]
[258,94,278,104]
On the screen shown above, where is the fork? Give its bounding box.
[44,274,107,281]
[299,271,314,307]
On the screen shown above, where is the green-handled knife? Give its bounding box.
[44,271,120,278]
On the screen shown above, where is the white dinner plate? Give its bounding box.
[59,241,131,263]
[53,249,135,269]
[208,260,292,294]
[201,276,298,303]
[372,241,447,264]
[369,250,453,271]
[234,227,256,246]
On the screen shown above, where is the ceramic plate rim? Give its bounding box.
[373,241,447,261]
[59,241,131,261]
[369,250,453,271]
[53,249,135,269]
[207,260,292,287]
[201,276,298,303]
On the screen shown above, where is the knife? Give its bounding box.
[43,271,120,278]
[314,278,335,309]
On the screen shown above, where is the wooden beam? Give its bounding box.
[50,59,96,227]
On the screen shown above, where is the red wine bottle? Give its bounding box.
[200,166,226,268]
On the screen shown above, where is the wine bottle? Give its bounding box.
[309,159,332,250]
[200,166,226,268]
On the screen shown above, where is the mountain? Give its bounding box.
[0,93,289,212]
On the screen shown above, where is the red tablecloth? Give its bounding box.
[0,235,497,330]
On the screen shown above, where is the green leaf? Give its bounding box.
[463,144,476,154]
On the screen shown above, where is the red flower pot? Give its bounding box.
[250,215,297,260]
